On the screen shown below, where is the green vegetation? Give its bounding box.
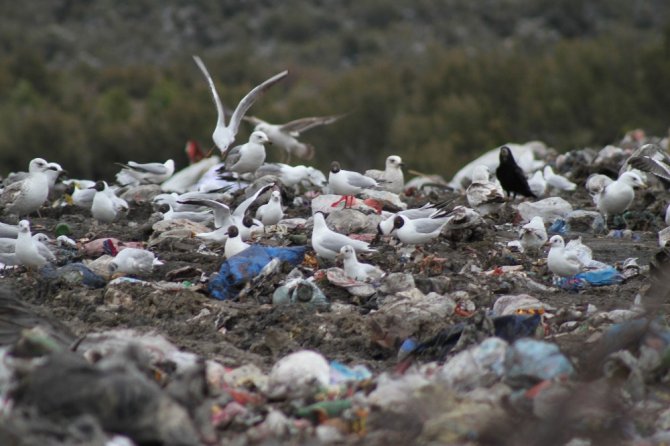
[0,2,669,180]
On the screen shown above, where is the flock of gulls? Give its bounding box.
[0,56,669,288]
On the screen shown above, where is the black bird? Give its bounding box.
[495,146,537,199]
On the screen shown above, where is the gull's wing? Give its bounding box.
[232,183,274,217]
[412,218,446,234]
[228,70,289,138]
[627,156,670,182]
[178,198,231,228]
[124,161,170,175]
[221,144,242,166]
[193,55,226,128]
[279,114,345,136]
[255,163,283,177]
[344,171,378,189]
[242,115,267,126]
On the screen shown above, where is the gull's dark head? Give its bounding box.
[227,225,239,238]
[393,215,406,229]
[330,161,341,174]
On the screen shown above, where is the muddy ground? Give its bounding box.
[1,177,668,444]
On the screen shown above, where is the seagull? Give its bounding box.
[546,235,586,277]
[160,204,213,224]
[1,158,56,216]
[0,222,19,238]
[377,201,451,235]
[585,174,614,206]
[339,245,384,282]
[311,212,375,260]
[596,171,646,219]
[496,146,537,200]
[196,214,259,243]
[0,232,55,263]
[527,170,547,198]
[220,130,270,177]
[466,165,505,216]
[115,159,175,186]
[255,190,284,225]
[391,214,447,245]
[364,155,405,194]
[154,190,231,212]
[90,181,126,223]
[224,225,250,259]
[543,165,577,192]
[255,164,327,189]
[328,161,382,208]
[620,143,670,182]
[519,216,547,254]
[15,220,49,269]
[109,248,163,276]
[193,55,288,155]
[245,114,344,162]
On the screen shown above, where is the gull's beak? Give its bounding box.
[398,162,405,167]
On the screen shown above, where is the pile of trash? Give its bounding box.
[1,132,670,445]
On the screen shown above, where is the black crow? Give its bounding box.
[496,146,537,199]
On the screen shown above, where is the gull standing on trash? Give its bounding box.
[0,158,55,216]
[391,214,448,245]
[466,165,505,216]
[596,171,646,219]
[193,55,288,155]
[496,146,537,200]
[543,165,577,192]
[339,245,384,282]
[328,161,382,208]
[220,130,271,177]
[109,248,163,276]
[546,235,588,277]
[311,212,375,260]
[377,201,451,235]
[256,190,284,225]
[224,225,250,259]
[90,181,124,223]
[245,114,344,162]
[0,231,55,263]
[115,159,175,186]
[15,220,49,269]
[519,216,548,254]
[365,155,405,194]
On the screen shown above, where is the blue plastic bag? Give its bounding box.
[208,245,307,300]
[40,263,107,288]
[554,266,623,290]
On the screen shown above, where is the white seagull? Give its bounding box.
[221,130,270,177]
[339,245,384,282]
[193,55,288,155]
[245,114,344,162]
[1,158,55,216]
[328,161,382,208]
[364,155,405,194]
[546,235,585,277]
[311,212,375,260]
[116,159,175,186]
[377,202,450,235]
[224,225,250,259]
[391,214,447,245]
[519,216,548,254]
[256,190,284,225]
[90,181,127,223]
[596,171,646,219]
[109,248,163,276]
[15,220,49,269]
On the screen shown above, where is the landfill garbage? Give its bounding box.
[5,133,670,444]
[272,277,329,309]
[209,244,307,300]
[40,262,107,288]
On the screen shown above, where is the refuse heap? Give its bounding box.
[1,138,670,446]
